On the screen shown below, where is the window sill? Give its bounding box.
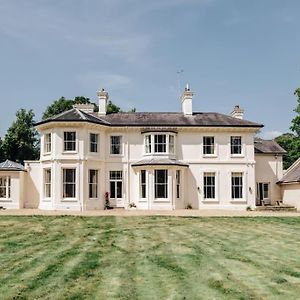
[61,198,78,202]
[43,152,51,156]
[154,199,170,203]
[203,154,217,158]
[230,199,247,204]
[139,199,147,202]
[88,198,98,200]
[230,154,244,158]
[110,154,123,157]
[62,151,78,154]
[0,199,12,202]
[202,199,219,203]
[42,198,51,202]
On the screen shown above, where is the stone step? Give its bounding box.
[256,205,297,212]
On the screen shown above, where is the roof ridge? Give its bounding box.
[74,108,87,120]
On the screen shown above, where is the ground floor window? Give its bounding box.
[44,169,51,198]
[89,170,98,198]
[231,172,243,199]
[155,170,168,198]
[63,168,76,198]
[110,171,123,198]
[176,170,181,198]
[204,172,215,199]
[0,176,11,199]
[140,170,146,198]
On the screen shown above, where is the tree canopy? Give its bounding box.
[0,109,39,163]
[275,88,300,169]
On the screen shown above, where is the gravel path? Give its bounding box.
[0,208,299,217]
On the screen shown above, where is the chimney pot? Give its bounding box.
[231,104,244,119]
[97,88,109,115]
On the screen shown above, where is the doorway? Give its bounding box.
[256,183,270,206]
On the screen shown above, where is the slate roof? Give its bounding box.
[131,158,189,167]
[36,109,264,128]
[0,160,25,171]
[278,159,300,184]
[254,138,286,154]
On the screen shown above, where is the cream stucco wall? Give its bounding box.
[255,154,283,204]
[0,171,25,209]
[22,122,261,211]
[281,183,300,210]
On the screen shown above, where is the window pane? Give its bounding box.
[110,181,116,198]
[90,133,98,153]
[111,136,122,154]
[203,137,214,155]
[89,170,98,198]
[155,170,168,198]
[117,181,122,198]
[145,135,151,153]
[169,135,175,153]
[64,132,76,151]
[154,135,166,153]
[231,172,243,199]
[231,136,242,154]
[140,170,146,198]
[63,169,76,198]
[204,172,215,199]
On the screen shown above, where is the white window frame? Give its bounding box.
[154,169,168,199]
[88,169,98,199]
[44,168,51,198]
[203,136,216,157]
[44,133,52,154]
[63,131,77,152]
[140,170,147,199]
[176,170,181,199]
[230,136,243,156]
[110,135,123,155]
[89,133,99,153]
[109,171,123,199]
[203,172,216,200]
[231,172,244,200]
[0,176,11,200]
[62,168,77,200]
[143,133,176,155]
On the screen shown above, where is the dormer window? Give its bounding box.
[144,133,176,155]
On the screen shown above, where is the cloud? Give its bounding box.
[260,130,283,140]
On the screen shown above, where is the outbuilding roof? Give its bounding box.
[36,109,264,128]
[278,158,300,184]
[0,160,25,171]
[254,138,286,154]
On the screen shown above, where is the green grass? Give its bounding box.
[0,216,300,299]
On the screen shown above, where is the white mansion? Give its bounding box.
[0,86,288,210]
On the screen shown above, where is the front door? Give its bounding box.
[256,183,270,206]
[109,171,124,207]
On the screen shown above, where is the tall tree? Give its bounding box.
[0,138,4,162]
[1,109,39,163]
[290,88,300,136]
[42,96,126,119]
[42,96,93,120]
[275,88,300,169]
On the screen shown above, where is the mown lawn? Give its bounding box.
[0,216,300,300]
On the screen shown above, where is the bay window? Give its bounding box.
[154,135,166,153]
[176,170,181,199]
[140,170,146,198]
[143,133,176,155]
[44,133,52,154]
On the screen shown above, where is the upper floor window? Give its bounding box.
[64,132,76,152]
[90,133,99,153]
[231,136,242,155]
[144,133,176,155]
[203,136,215,155]
[110,136,122,155]
[44,133,52,154]
[145,135,151,154]
[0,176,11,199]
[155,134,166,153]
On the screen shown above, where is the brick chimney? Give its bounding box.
[97,88,109,115]
[231,105,244,119]
[181,84,193,115]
